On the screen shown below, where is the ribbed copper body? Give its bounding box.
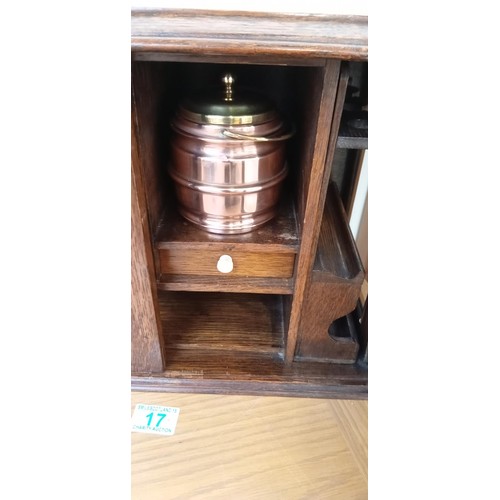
[169,110,291,234]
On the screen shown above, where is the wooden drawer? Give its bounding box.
[159,247,296,278]
[154,194,299,293]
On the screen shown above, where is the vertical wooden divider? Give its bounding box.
[131,104,165,374]
[285,61,349,363]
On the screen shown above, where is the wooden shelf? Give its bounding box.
[337,135,368,150]
[336,112,368,150]
[132,353,367,399]
[158,275,294,294]
[159,291,285,357]
[144,286,368,399]
[135,287,367,398]
[155,193,299,252]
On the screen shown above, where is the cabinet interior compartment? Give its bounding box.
[330,60,368,214]
[159,290,288,361]
[132,55,368,383]
[132,59,330,274]
[291,60,368,364]
[132,58,329,361]
[154,290,367,397]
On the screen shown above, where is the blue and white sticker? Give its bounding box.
[131,404,180,436]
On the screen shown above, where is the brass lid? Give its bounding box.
[179,73,278,126]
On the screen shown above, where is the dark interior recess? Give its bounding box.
[330,61,368,210]
[328,314,358,342]
[132,60,327,243]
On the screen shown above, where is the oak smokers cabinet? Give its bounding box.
[131,9,368,398]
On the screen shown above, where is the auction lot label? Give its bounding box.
[131,404,180,436]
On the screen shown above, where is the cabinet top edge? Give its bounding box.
[131,9,368,61]
[131,8,368,19]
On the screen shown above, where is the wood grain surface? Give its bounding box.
[294,183,365,362]
[314,183,365,281]
[131,9,368,61]
[131,291,367,399]
[132,62,171,239]
[157,275,294,295]
[131,391,368,499]
[132,112,165,374]
[159,291,284,356]
[295,281,362,362]
[160,248,296,278]
[285,60,343,363]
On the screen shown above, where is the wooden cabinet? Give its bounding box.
[131,8,368,398]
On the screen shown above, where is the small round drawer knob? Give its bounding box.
[217,254,233,274]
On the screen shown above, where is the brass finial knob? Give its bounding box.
[223,73,235,102]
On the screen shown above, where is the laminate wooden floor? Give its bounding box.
[131,392,367,499]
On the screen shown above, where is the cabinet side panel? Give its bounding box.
[285,59,342,362]
[131,62,173,237]
[132,113,165,374]
[292,66,327,234]
[294,280,360,362]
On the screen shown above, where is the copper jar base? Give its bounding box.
[169,165,287,235]
[177,206,279,235]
